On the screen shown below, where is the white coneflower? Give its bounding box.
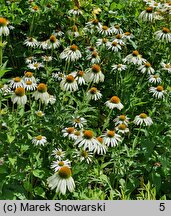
[86,51,101,64]
[47,95,56,105]
[35,110,45,117]
[105,96,124,110]
[74,130,99,151]
[30,5,40,13]
[60,44,82,62]
[71,71,86,86]
[94,137,108,155]
[85,64,104,83]
[114,34,125,46]
[23,71,36,83]
[23,37,39,48]
[0,84,12,95]
[97,25,112,36]
[51,160,70,172]
[96,38,108,48]
[138,62,155,74]
[0,17,9,36]
[72,130,83,141]
[47,35,60,49]
[87,87,102,101]
[32,135,47,146]
[39,40,49,50]
[112,63,127,72]
[133,113,153,126]
[42,55,53,62]
[154,27,171,43]
[148,74,161,84]
[113,114,130,126]
[32,83,49,104]
[106,41,122,52]
[71,116,87,129]
[62,127,76,140]
[123,31,134,40]
[84,19,102,33]
[149,85,166,99]
[11,87,27,106]
[51,148,65,160]
[123,50,147,65]
[27,62,44,70]
[52,72,64,81]
[85,46,97,54]
[67,25,80,38]
[68,6,83,16]
[139,7,155,22]
[111,24,123,34]
[74,149,93,164]
[161,62,171,73]
[102,130,122,147]
[10,77,24,89]
[115,123,129,134]
[25,56,37,64]
[24,80,37,91]
[60,75,78,92]
[47,166,75,195]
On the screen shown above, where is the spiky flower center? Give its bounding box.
[89,87,97,94]
[15,87,25,96]
[102,38,108,43]
[162,27,170,33]
[66,127,75,134]
[14,77,21,82]
[92,52,98,58]
[139,113,147,119]
[145,62,151,67]
[58,161,64,166]
[56,151,62,156]
[36,111,44,117]
[50,35,57,43]
[66,75,75,83]
[115,25,120,29]
[77,71,84,77]
[25,72,33,77]
[75,118,81,123]
[37,83,47,93]
[89,46,95,51]
[58,166,71,179]
[165,64,170,68]
[72,25,78,32]
[92,19,99,25]
[74,6,79,10]
[26,81,32,85]
[81,150,88,157]
[28,37,34,42]
[36,135,43,140]
[116,34,122,39]
[96,136,103,144]
[110,96,120,104]
[102,25,108,30]
[132,50,139,56]
[74,131,81,136]
[118,123,127,130]
[119,115,126,121]
[33,5,39,11]
[92,64,101,73]
[112,41,118,46]
[0,17,8,26]
[153,75,159,79]
[83,130,94,139]
[146,7,153,13]
[156,85,163,92]
[107,130,115,138]
[70,44,78,51]
[124,32,131,36]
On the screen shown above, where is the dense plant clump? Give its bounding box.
[0,0,171,200]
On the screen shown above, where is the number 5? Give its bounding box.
[159,203,165,211]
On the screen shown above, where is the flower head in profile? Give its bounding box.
[123,50,147,65]
[32,83,50,104]
[148,74,161,84]
[74,130,99,151]
[51,160,70,172]
[154,27,171,43]
[60,75,78,92]
[113,114,130,126]
[71,70,86,86]
[115,123,129,134]
[87,87,102,101]
[96,38,108,48]
[161,62,171,73]
[139,7,155,22]
[106,41,122,52]
[97,25,113,36]
[60,44,82,62]
[0,17,9,36]
[133,113,153,126]
[85,64,104,83]
[47,166,75,195]
[68,6,83,16]
[111,24,123,34]
[24,37,39,48]
[71,116,87,129]
[51,148,65,160]
[102,130,122,147]
[10,77,24,89]
[11,87,27,106]
[105,96,124,110]
[149,85,166,99]
[47,35,60,49]
[23,72,36,83]
[112,64,127,72]
[138,62,154,74]
[62,127,76,140]
[32,135,47,146]
[94,137,108,155]
[73,149,93,164]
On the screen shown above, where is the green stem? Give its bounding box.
[132,126,142,150]
[0,36,2,66]
[102,109,113,132]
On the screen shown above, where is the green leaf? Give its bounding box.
[7,134,15,144]
[0,61,11,78]
[33,169,45,179]
[34,187,46,198]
